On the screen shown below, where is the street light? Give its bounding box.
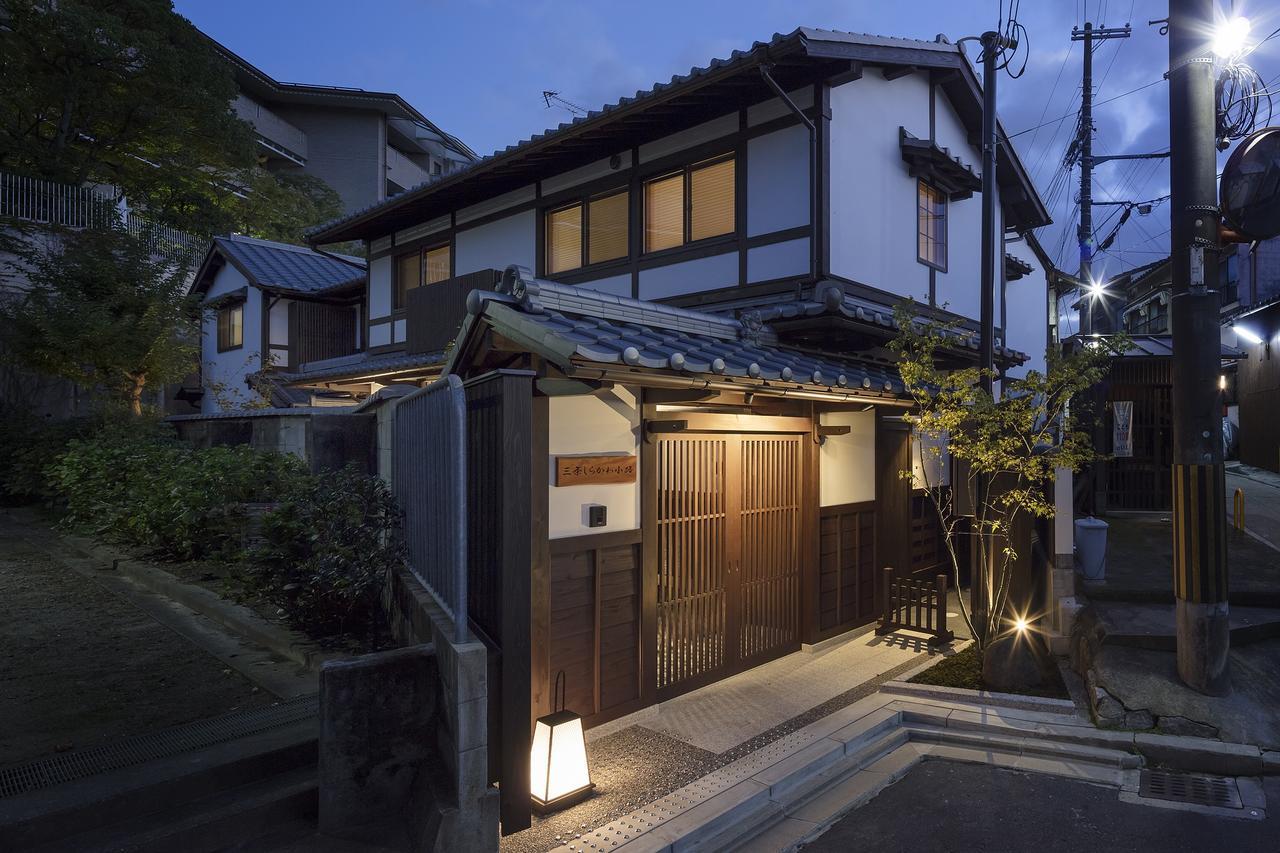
[1212,15,1252,58]
[1088,278,1107,300]
[1234,324,1264,345]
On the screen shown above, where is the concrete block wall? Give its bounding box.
[384,567,499,850]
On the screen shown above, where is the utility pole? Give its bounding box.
[1071,21,1131,334]
[975,29,1014,642]
[1168,0,1230,695]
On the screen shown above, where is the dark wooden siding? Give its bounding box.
[287,300,357,369]
[406,269,502,355]
[817,501,877,638]
[1103,358,1173,511]
[548,530,642,727]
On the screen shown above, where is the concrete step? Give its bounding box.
[0,721,317,851]
[37,766,317,853]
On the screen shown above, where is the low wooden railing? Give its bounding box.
[876,568,953,645]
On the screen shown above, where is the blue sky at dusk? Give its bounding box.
[175,0,1280,281]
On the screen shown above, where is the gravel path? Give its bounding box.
[0,510,274,766]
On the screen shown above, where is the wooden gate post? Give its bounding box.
[876,567,894,635]
[933,574,952,644]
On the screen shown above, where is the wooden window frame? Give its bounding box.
[216,302,244,353]
[543,188,630,276]
[394,242,452,309]
[642,153,737,257]
[916,180,948,272]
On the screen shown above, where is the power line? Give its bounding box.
[1009,78,1164,138]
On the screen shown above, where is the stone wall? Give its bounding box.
[383,567,499,850]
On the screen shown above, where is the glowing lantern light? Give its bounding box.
[530,673,593,813]
[1014,617,1029,634]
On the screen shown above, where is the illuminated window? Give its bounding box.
[217,302,243,352]
[917,181,947,270]
[395,244,451,308]
[644,155,735,253]
[545,190,629,274]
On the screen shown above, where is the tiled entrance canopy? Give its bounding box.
[450,267,908,400]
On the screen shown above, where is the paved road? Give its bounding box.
[801,760,1279,853]
[1227,466,1280,552]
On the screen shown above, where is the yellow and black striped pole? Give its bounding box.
[1168,0,1230,696]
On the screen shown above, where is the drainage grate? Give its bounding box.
[0,693,318,800]
[1138,769,1242,809]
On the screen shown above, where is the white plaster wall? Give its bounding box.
[829,72,932,303]
[369,255,392,319]
[639,252,738,300]
[455,209,536,275]
[369,321,391,348]
[930,90,991,321]
[911,429,951,488]
[819,410,876,506]
[201,265,264,413]
[748,238,809,284]
[747,125,810,237]
[638,113,738,163]
[1003,236,1049,379]
[548,388,640,539]
[393,318,407,344]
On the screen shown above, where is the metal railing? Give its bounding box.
[0,170,206,258]
[393,373,468,643]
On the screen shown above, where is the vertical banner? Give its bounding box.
[1113,401,1134,458]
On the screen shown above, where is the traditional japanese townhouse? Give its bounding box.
[192,235,366,412]
[305,27,1051,830]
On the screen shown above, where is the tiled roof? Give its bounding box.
[1064,334,1244,360]
[272,349,446,385]
[206,235,365,296]
[308,27,1047,243]
[455,269,907,399]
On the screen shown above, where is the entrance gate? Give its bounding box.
[653,433,803,699]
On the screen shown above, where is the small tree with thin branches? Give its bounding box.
[890,302,1123,661]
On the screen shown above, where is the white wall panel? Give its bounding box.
[819,410,876,506]
[455,209,536,274]
[368,255,392,319]
[576,273,632,297]
[548,388,640,539]
[747,238,809,283]
[747,125,810,237]
[638,252,737,299]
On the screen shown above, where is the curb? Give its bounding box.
[879,679,1084,716]
[57,532,339,672]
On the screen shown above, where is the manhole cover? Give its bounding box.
[1138,769,1242,809]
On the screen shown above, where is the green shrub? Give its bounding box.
[50,424,307,560]
[0,414,103,504]
[253,467,402,641]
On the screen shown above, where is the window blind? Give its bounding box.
[588,191,629,264]
[425,245,451,284]
[395,251,421,308]
[690,158,735,242]
[546,204,583,273]
[645,174,684,252]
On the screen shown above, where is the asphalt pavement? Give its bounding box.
[801,760,1279,853]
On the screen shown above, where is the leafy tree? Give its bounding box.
[0,223,199,415]
[0,0,340,241]
[890,302,1124,659]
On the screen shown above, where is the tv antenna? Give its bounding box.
[542,90,588,117]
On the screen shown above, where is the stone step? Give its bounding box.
[0,720,317,851]
[36,766,317,853]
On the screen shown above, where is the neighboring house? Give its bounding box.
[294,28,1057,827]
[213,39,477,211]
[191,235,365,413]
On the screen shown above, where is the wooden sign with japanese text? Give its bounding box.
[554,454,637,486]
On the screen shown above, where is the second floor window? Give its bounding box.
[917,181,947,271]
[644,155,736,253]
[217,302,243,352]
[545,189,630,274]
[395,244,452,309]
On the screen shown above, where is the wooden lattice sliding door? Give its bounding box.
[655,436,729,695]
[654,433,802,699]
[738,436,803,665]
